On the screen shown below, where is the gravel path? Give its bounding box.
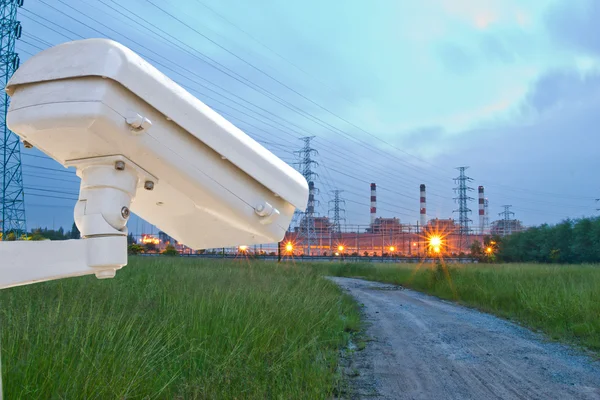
[330,277,600,400]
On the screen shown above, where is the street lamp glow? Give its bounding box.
[389,246,395,252]
[486,247,493,253]
[429,236,441,247]
[338,245,345,252]
[285,242,293,252]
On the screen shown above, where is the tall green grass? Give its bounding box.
[0,258,359,399]
[322,262,600,352]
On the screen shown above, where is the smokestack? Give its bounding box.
[420,184,426,229]
[478,186,485,234]
[370,183,376,225]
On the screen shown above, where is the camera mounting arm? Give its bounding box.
[0,156,156,290]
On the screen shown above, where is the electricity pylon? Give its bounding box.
[0,0,26,240]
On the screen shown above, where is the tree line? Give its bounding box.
[0,223,80,241]
[494,217,600,263]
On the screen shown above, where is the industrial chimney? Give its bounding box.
[420,184,426,230]
[370,183,376,226]
[478,186,485,234]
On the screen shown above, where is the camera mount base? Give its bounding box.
[0,155,155,290]
[0,236,127,289]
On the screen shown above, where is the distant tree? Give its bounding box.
[144,242,158,253]
[470,240,483,260]
[572,218,595,263]
[549,249,560,263]
[70,222,80,239]
[127,232,137,245]
[128,244,144,255]
[592,218,600,261]
[1,231,16,241]
[555,219,574,263]
[161,244,179,256]
[30,229,47,241]
[497,217,600,264]
[36,227,69,241]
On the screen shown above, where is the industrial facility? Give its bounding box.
[282,183,486,257]
[275,139,524,258]
[134,140,526,258]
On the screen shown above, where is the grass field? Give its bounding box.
[0,258,359,399]
[4,258,599,398]
[323,262,600,353]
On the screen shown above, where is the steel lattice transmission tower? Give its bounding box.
[0,0,25,240]
[499,205,515,237]
[328,189,345,240]
[293,136,319,255]
[453,166,473,251]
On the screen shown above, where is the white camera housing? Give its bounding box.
[6,38,308,249]
[0,39,308,289]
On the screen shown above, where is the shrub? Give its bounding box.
[161,245,179,256]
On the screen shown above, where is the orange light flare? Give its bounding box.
[285,242,294,253]
[280,239,299,263]
[234,245,255,265]
[417,224,461,259]
[407,225,460,300]
[337,245,345,252]
[486,247,493,254]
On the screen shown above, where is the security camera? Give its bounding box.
[0,39,308,289]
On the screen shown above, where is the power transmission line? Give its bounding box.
[145,0,450,176]
[18,1,597,229]
[23,0,596,209]
[41,0,452,186]
[21,3,455,205]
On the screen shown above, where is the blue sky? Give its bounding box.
[13,0,600,234]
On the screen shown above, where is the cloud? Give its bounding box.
[435,42,476,75]
[396,126,446,157]
[522,69,600,116]
[425,66,600,224]
[545,0,600,56]
[479,34,515,64]
[439,0,500,29]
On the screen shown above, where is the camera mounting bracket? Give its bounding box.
[0,155,156,289]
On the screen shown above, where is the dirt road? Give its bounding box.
[330,277,600,400]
